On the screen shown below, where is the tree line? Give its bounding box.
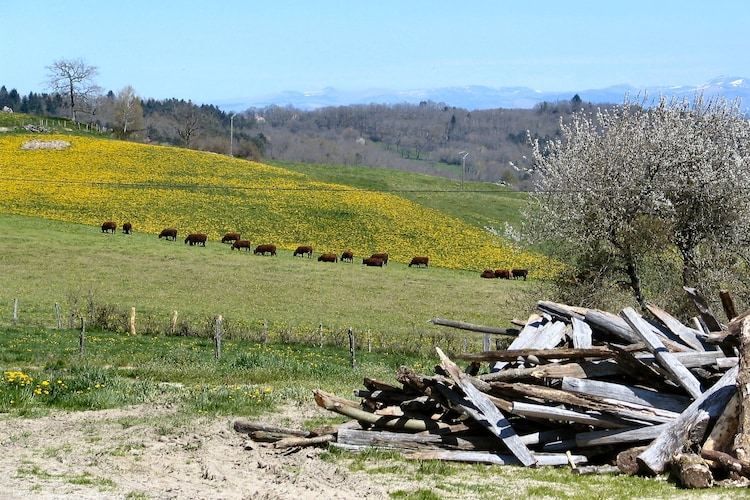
[0,57,605,188]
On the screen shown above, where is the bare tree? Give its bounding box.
[45,58,101,121]
[527,93,750,314]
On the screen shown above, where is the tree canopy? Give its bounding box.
[527,94,750,316]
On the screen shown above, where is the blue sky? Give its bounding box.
[3,0,748,106]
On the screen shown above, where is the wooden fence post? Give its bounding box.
[215,315,223,359]
[262,320,268,343]
[170,310,178,335]
[79,317,86,356]
[348,327,356,368]
[13,298,18,325]
[55,302,62,329]
[319,322,324,348]
[129,307,136,335]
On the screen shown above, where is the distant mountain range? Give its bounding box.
[215,76,750,112]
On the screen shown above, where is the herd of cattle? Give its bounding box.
[100,221,438,269]
[480,268,528,280]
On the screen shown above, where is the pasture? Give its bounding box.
[0,213,537,353]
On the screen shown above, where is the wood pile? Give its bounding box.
[235,288,750,489]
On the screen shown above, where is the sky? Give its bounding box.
[3,0,748,107]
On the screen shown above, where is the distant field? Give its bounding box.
[0,130,560,277]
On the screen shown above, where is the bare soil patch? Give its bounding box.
[0,402,398,499]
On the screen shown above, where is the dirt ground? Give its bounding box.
[0,402,405,500]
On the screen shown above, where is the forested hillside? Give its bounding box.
[0,84,608,189]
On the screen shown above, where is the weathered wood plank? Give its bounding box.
[509,401,634,429]
[560,377,691,413]
[480,359,623,382]
[575,424,668,448]
[620,307,703,399]
[646,303,707,352]
[435,347,537,467]
[637,364,738,475]
[571,316,593,349]
[336,427,492,452]
[402,450,587,467]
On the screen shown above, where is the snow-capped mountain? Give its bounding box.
[214,76,750,112]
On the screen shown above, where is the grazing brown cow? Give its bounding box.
[511,269,529,281]
[231,239,252,251]
[122,222,132,234]
[101,221,117,234]
[221,232,241,243]
[370,253,389,265]
[480,269,497,278]
[159,228,178,241]
[494,269,511,279]
[318,253,338,263]
[409,256,429,268]
[254,244,277,256]
[294,245,314,258]
[341,250,354,262]
[363,257,384,267]
[185,233,207,246]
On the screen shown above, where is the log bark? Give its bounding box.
[480,359,622,382]
[671,453,713,489]
[336,427,491,452]
[616,446,648,475]
[719,290,738,322]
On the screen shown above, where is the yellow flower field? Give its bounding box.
[0,133,560,276]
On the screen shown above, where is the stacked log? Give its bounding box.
[236,289,750,489]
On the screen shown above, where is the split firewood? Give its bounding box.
[719,290,738,322]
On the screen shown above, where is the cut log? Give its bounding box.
[573,465,621,475]
[616,446,648,475]
[435,347,537,467]
[491,316,564,371]
[671,453,713,489]
[427,317,520,336]
[536,301,588,322]
[637,365,739,475]
[701,448,750,475]
[508,401,634,429]
[620,307,704,399]
[273,434,335,449]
